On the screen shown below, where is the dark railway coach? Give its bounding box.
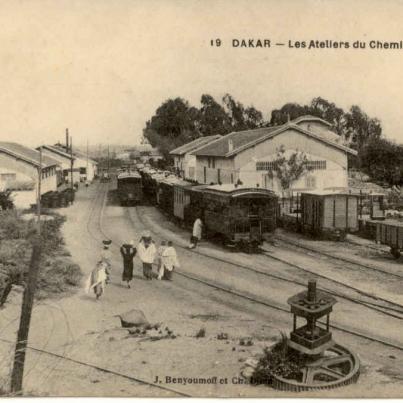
[300,190,359,240]
[193,184,277,251]
[117,171,143,206]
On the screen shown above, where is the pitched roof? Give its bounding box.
[191,126,281,157]
[192,120,357,157]
[0,142,59,168]
[169,135,222,156]
[291,115,332,127]
[38,145,74,160]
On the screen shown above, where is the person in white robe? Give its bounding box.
[137,231,157,280]
[159,241,180,281]
[189,217,203,249]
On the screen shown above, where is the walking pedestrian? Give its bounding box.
[85,260,108,299]
[137,231,156,280]
[156,240,167,280]
[101,240,112,282]
[120,240,137,288]
[189,216,203,249]
[160,241,180,281]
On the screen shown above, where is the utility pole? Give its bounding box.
[107,145,110,177]
[11,149,43,393]
[86,139,89,183]
[70,131,74,205]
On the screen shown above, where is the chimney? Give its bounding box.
[66,128,69,151]
[228,138,234,152]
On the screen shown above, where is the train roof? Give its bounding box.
[117,171,141,179]
[301,189,360,197]
[202,184,277,198]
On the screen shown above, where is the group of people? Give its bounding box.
[86,216,204,299]
[86,231,180,299]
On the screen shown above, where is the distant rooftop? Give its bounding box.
[0,142,59,168]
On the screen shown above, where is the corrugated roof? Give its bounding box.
[170,135,222,156]
[0,142,59,168]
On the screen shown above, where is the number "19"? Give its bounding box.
[210,39,222,47]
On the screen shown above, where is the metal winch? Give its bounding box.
[271,280,360,391]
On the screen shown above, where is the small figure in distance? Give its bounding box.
[189,216,203,249]
[156,240,167,280]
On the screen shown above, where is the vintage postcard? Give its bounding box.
[0,0,402,398]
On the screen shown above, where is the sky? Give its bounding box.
[1,0,403,148]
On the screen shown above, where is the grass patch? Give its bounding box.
[0,210,83,305]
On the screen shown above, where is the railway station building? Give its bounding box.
[170,135,221,180]
[191,116,357,195]
[0,142,60,209]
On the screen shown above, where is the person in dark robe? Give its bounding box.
[120,240,137,288]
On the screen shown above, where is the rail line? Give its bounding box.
[132,203,403,320]
[80,182,403,356]
[22,180,191,398]
[273,234,403,280]
[259,249,403,317]
[127,204,403,351]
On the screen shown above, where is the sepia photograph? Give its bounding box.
[0,0,402,398]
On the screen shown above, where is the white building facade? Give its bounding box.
[0,142,60,209]
[191,116,357,195]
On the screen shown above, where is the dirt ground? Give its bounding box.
[0,182,402,397]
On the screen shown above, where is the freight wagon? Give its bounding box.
[300,190,359,240]
[375,220,403,258]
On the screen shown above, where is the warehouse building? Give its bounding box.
[191,116,357,195]
[0,142,60,209]
[170,135,221,180]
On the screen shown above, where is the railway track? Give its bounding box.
[273,234,403,280]
[125,202,403,351]
[132,203,403,320]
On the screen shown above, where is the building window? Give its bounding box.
[256,160,327,171]
[305,175,316,189]
[80,167,87,174]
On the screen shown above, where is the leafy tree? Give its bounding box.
[222,94,264,131]
[344,105,382,150]
[199,94,231,135]
[267,146,313,191]
[360,137,403,185]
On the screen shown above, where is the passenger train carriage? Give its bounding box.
[117,171,143,206]
[138,167,278,251]
[197,184,278,251]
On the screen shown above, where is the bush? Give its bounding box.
[36,257,82,298]
[0,211,82,305]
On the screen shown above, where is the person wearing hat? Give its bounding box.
[137,231,156,280]
[120,240,137,288]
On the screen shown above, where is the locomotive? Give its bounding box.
[139,167,278,251]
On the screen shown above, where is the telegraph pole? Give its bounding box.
[11,149,43,393]
[70,131,74,205]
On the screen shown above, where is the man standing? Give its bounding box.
[189,216,203,249]
[120,240,137,288]
[137,231,156,280]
